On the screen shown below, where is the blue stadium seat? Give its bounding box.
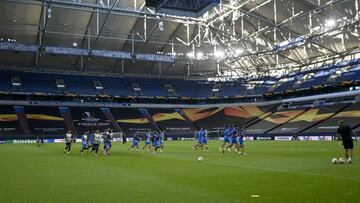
[164,80,211,98]
[298,75,329,89]
[22,72,55,93]
[272,80,295,93]
[100,77,132,96]
[63,75,96,95]
[251,85,271,95]
[1,60,360,98]
[0,71,10,91]
[130,78,168,96]
[220,83,246,97]
[334,70,360,83]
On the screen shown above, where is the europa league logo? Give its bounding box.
[82,112,99,122]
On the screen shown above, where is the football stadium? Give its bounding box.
[0,0,360,202]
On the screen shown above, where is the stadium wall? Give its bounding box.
[1,100,360,140]
[1,90,360,140]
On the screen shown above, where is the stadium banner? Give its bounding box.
[246,107,307,134]
[46,139,55,143]
[59,107,77,135]
[224,105,275,127]
[12,139,37,144]
[54,139,64,143]
[219,137,255,141]
[14,106,31,135]
[255,136,273,140]
[0,105,23,137]
[110,107,154,135]
[100,108,123,132]
[69,107,112,135]
[138,108,161,131]
[148,108,197,134]
[304,103,360,133]
[180,137,195,141]
[1,138,64,144]
[183,107,221,129]
[24,106,66,137]
[298,136,333,141]
[274,136,293,141]
[181,105,274,130]
[269,104,348,134]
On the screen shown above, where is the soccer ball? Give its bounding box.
[197,156,203,162]
[338,158,346,164]
[331,158,338,164]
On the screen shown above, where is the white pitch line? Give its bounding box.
[216,162,360,181]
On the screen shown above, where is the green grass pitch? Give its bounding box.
[0,140,359,203]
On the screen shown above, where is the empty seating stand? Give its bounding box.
[63,75,96,95]
[298,75,329,89]
[0,71,10,92]
[272,80,295,93]
[251,85,271,96]
[1,62,360,99]
[133,78,168,97]
[334,70,360,84]
[100,77,132,97]
[168,81,211,98]
[22,73,55,94]
[219,83,246,97]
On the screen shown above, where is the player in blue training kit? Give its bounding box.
[151,132,161,153]
[142,131,152,151]
[159,131,165,152]
[238,126,246,155]
[80,131,90,154]
[102,128,113,156]
[193,128,204,150]
[128,133,140,152]
[219,126,231,153]
[88,132,95,151]
[201,129,209,152]
[227,125,240,152]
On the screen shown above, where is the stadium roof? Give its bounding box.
[0,0,359,80]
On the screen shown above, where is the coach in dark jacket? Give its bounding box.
[337,120,354,163]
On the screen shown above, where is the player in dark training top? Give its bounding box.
[238,126,246,155]
[90,130,102,156]
[337,120,354,163]
[102,128,113,156]
[151,132,161,153]
[64,130,73,155]
[36,135,44,147]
